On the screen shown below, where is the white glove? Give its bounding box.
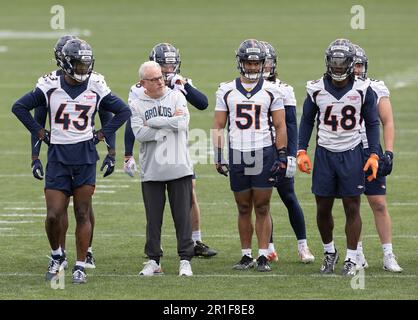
[123,156,137,178]
[285,156,297,178]
[168,74,187,95]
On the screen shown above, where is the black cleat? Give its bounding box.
[194,241,217,258]
[72,266,87,284]
[232,255,255,270]
[256,255,272,272]
[320,251,339,274]
[85,252,96,269]
[341,259,357,277]
[45,254,66,281]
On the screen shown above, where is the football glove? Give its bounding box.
[123,156,137,178]
[214,147,229,177]
[296,150,312,174]
[100,154,115,178]
[31,159,44,180]
[167,74,187,95]
[34,129,50,148]
[379,151,394,176]
[270,148,288,180]
[285,156,297,178]
[93,130,105,145]
[363,153,379,182]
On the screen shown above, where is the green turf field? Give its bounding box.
[0,0,417,300]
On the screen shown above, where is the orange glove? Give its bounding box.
[363,153,379,181]
[297,150,312,174]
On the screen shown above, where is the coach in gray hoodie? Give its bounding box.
[130,61,194,276]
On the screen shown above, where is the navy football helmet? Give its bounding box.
[353,44,368,78]
[61,39,94,82]
[149,43,181,80]
[236,39,266,81]
[325,39,356,81]
[260,41,277,79]
[53,35,77,68]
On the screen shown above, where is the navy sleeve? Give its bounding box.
[12,88,46,136]
[31,106,48,157]
[98,109,116,150]
[298,94,319,151]
[124,118,136,157]
[98,93,131,139]
[285,105,297,157]
[184,82,208,110]
[361,86,380,155]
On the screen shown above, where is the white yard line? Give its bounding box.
[0,214,44,217]
[0,28,91,39]
[0,233,416,239]
[0,220,35,224]
[0,272,415,279]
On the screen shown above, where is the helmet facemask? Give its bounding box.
[263,58,276,79]
[326,54,354,82]
[64,52,94,82]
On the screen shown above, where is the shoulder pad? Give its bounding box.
[306,77,324,98]
[370,78,390,98]
[36,71,60,92]
[89,72,111,97]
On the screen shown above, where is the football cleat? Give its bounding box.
[72,266,87,284]
[232,255,255,270]
[139,260,163,276]
[356,252,369,270]
[320,251,339,274]
[256,255,272,272]
[298,247,315,264]
[341,259,357,277]
[383,253,403,273]
[45,254,66,281]
[267,250,278,262]
[194,241,217,258]
[85,252,96,269]
[179,260,193,276]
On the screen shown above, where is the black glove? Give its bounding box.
[93,130,104,145]
[31,159,44,180]
[214,147,229,177]
[100,154,115,177]
[378,151,393,176]
[270,147,288,179]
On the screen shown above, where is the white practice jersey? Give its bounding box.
[306,76,371,152]
[215,78,285,152]
[36,71,111,144]
[269,79,296,138]
[360,78,390,148]
[276,80,296,106]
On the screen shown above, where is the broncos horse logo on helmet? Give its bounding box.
[54,35,77,69]
[353,44,368,78]
[325,38,356,82]
[149,43,181,81]
[236,39,266,81]
[61,39,94,83]
[260,41,278,80]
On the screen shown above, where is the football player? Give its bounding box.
[12,39,131,284]
[260,41,315,264]
[30,35,116,270]
[213,39,289,272]
[353,44,402,272]
[297,39,380,276]
[124,43,217,258]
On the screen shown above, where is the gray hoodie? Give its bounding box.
[129,86,193,182]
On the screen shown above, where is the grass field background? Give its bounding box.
[0,0,417,299]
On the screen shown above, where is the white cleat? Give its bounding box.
[139,260,163,276]
[356,252,369,271]
[298,247,315,264]
[179,260,193,276]
[383,253,403,273]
